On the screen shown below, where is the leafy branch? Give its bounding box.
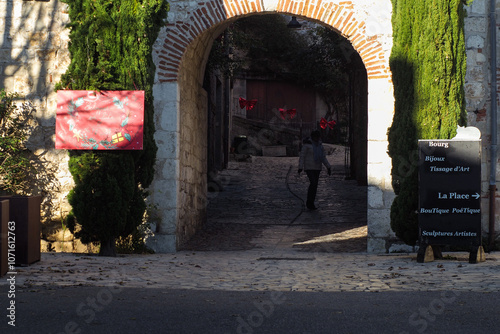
[0,89,36,194]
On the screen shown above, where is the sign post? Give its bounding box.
[417,139,484,263]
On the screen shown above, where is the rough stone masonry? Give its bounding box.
[0,0,498,253]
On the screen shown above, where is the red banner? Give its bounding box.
[55,90,144,150]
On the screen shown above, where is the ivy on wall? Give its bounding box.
[388,0,467,245]
[56,0,168,256]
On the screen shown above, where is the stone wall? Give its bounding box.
[0,0,78,251]
[176,75,209,249]
[0,0,498,254]
[147,24,223,252]
[463,0,500,236]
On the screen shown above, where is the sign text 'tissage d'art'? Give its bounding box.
[56,90,144,150]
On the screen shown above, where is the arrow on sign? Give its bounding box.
[472,193,480,199]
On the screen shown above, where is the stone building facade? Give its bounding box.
[0,0,498,253]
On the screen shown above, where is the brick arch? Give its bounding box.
[157,0,390,82]
[150,0,395,253]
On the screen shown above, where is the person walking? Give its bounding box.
[298,130,331,210]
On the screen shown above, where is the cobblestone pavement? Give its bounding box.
[5,147,500,295]
[183,146,368,253]
[9,251,500,293]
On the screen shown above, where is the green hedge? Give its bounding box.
[388,0,467,245]
[57,0,168,255]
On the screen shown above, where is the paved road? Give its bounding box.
[6,287,500,334]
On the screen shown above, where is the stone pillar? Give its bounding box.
[146,81,180,253]
[366,78,396,252]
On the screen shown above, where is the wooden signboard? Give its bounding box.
[418,139,483,263]
[56,90,144,150]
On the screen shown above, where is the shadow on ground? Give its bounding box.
[181,154,367,253]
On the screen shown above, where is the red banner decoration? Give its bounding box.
[239,97,257,110]
[55,90,144,150]
[320,117,336,129]
[279,108,297,120]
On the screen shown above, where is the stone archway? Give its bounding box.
[147,0,395,253]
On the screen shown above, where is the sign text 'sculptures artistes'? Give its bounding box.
[55,90,144,150]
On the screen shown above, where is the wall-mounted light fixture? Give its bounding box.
[287,17,302,29]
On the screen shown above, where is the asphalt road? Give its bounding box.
[2,287,499,334]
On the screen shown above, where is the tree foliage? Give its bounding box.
[290,27,354,118]
[228,15,352,95]
[207,15,353,127]
[0,90,36,194]
[231,15,308,76]
[388,0,467,245]
[58,0,168,256]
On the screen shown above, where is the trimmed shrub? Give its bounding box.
[388,0,467,245]
[57,0,168,255]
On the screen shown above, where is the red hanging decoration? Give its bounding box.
[279,108,297,120]
[56,90,144,150]
[239,97,257,110]
[320,117,336,129]
[279,108,287,120]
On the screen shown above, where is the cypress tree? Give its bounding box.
[57,0,168,256]
[388,0,467,245]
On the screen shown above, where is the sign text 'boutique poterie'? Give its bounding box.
[418,140,481,247]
